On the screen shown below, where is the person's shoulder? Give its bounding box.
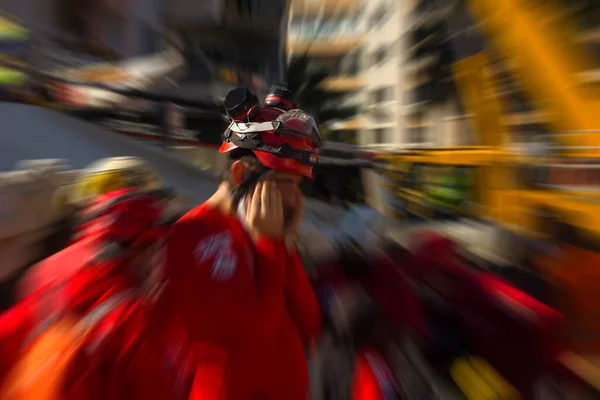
[171,204,221,232]
[168,203,239,250]
[179,202,228,223]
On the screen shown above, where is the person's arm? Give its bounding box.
[284,248,322,347]
[162,219,288,339]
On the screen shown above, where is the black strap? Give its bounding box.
[225,132,318,166]
[231,165,271,210]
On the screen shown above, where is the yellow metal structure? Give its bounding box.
[371,0,600,385]
[439,0,600,358]
[452,53,507,148]
[467,0,600,154]
[379,37,600,355]
[377,147,502,220]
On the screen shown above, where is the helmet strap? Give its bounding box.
[230,165,271,211]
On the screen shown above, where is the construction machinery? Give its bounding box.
[376,0,600,372]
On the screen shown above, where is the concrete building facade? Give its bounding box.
[357,0,473,148]
[358,0,405,146]
[287,0,365,143]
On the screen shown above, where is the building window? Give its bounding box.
[373,128,390,143]
[371,87,394,104]
[341,52,360,75]
[369,107,392,122]
[406,127,425,143]
[372,46,388,65]
[369,5,388,30]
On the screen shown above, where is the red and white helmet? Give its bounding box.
[219,86,321,179]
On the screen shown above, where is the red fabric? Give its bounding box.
[75,188,167,246]
[0,297,37,388]
[362,253,426,339]
[16,236,139,320]
[86,203,320,399]
[351,352,381,400]
[0,189,168,397]
[407,230,456,280]
[18,188,167,303]
[351,348,398,400]
[409,234,566,395]
[0,279,141,398]
[16,236,100,301]
[284,249,322,349]
[19,187,169,315]
[0,234,138,394]
[154,204,319,398]
[2,201,320,399]
[0,270,183,400]
[459,271,566,394]
[311,251,425,339]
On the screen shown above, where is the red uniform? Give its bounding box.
[0,245,152,398]
[79,203,321,399]
[17,187,167,303]
[152,203,321,398]
[0,189,170,397]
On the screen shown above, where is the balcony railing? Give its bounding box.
[291,0,362,17]
[411,82,433,104]
[321,75,363,92]
[288,18,364,43]
[322,93,361,109]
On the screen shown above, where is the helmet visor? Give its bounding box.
[276,109,322,148]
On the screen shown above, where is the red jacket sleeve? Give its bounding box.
[284,249,322,346]
[162,218,288,340]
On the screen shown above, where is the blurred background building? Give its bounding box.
[403,0,476,148]
[359,0,405,147]
[2,0,164,70]
[163,0,288,99]
[160,0,289,145]
[404,0,600,150]
[287,0,365,144]
[2,0,600,149]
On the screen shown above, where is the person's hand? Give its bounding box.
[284,190,304,251]
[246,181,284,239]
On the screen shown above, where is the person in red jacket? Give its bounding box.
[18,86,321,399]
[16,188,170,308]
[86,87,322,399]
[0,189,171,395]
[150,88,322,399]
